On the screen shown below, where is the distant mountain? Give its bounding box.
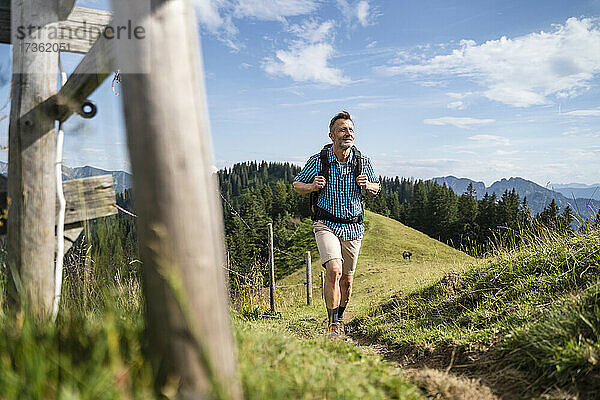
[433,176,486,197]
[64,165,133,194]
[433,175,600,218]
[0,161,132,194]
[553,183,600,189]
[553,186,600,201]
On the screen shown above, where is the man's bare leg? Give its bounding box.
[339,275,353,308]
[324,259,342,325]
[338,274,353,325]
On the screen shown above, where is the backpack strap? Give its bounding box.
[319,143,332,178]
[350,146,365,220]
[310,144,333,220]
[351,145,362,181]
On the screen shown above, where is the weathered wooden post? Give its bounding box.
[305,251,312,306]
[268,222,276,312]
[111,0,241,398]
[6,0,61,315]
[320,271,325,300]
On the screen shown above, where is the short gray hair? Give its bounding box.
[329,111,353,133]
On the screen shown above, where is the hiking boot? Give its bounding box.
[337,321,345,337]
[327,322,341,339]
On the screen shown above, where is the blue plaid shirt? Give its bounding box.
[294,146,379,240]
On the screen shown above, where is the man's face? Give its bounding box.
[329,119,355,150]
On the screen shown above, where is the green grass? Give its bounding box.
[5,209,599,398]
[355,227,600,346]
[0,289,154,399]
[351,226,600,395]
[277,211,473,320]
[499,282,600,394]
[235,317,424,399]
[228,211,476,398]
[0,211,440,399]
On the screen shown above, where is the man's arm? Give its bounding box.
[293,176,326,194]
[358,156,381,197]
[356,175,380,196]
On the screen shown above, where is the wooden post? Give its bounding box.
[268,222,276,313]
[7,0,59,315]
[111,0,241,398]
[305,251,312,306]
[320,271,325,300]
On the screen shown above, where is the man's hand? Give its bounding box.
[356,174,380,196]
[356,174,368,190]
[292,176,326,194]
[312,176,326,191]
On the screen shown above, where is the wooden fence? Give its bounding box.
[2,0,241,398]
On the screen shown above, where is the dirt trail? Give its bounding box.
[346,326,530,400]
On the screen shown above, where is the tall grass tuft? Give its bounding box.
[355,224,600,349]
[499,283,600,394]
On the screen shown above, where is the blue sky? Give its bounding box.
[1,0,600,185]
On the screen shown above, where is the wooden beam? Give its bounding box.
[54,32,115,122]
[57,6,113,54]
[0,174,117,236]
[58,0,76,20]
[63,226,83,255]
[113,0,242,398]
[0,5,112,54]
[7,0,59,316]
[61,174,117,225]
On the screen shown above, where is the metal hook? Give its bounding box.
[79,101,97,119]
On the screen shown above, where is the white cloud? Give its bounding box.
[356,1,370,27]
[447,101,466,110]
[377,18,600,107]
[194,0,319,48]
[424,116,495,129]
[494,149,518,155]
[234,0,319,20]
[468,134,510,146]
[290,19,334,43]
[336,0,373,26]
[563,107,600,116]
[447,91,474,99]
[280,95,379,107]
[366,41,377,48]
[263,42,349,85]
[194,0,225,33]
[194,0,240,49]
[418,80,444,87]
[336,0,354,20]
[263,19,349,85]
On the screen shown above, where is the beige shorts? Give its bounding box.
[313,221,362,276]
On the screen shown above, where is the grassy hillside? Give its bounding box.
[277,210,473,318]
[352,226,600,398]
[7,207,597,399]
[232,210,478,399]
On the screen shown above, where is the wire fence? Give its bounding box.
[111,188,313,295]
[219,192,305,262]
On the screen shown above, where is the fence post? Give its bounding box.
[6,0,60,316]
[305,251,312,306]
[111,0,241,398]
[320,271,325,300]
[268,222,276,312]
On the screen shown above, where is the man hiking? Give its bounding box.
[293,111,380,338]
